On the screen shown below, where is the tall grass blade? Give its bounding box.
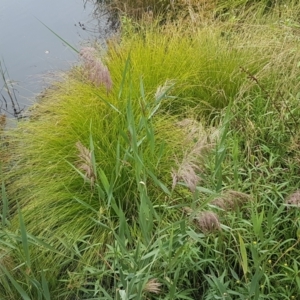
[252,208,264,241]
[214,103,232,191]
[147,169,170,195]
[126,98,138,154]
[74,197,98,214]
[98,168,110,197]
[1,181,8,226]
[119,289,128,300]
[41,271,51,300]
[89,126,97,175]
[139,76,145,101]
[0,265,31,300]
[148,81,175,120]
[94,92,122,114]
[88,129,115,204]
[118,54,131,100]
[27,234,61,255]
[35,18,79,53]
[249,268,263,299]
[67,160,94,186]
[138,192,153,244]
[238,233,248,281]
[18,205,31,268]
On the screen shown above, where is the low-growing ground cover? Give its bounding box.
[1,1,300,299]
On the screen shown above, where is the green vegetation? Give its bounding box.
[2,1,300,299]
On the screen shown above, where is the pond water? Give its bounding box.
[0,0,117,117]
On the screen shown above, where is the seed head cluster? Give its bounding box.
[76,141,96,188]
[183,190,250,234]
[195,211,221,233]
[79,47,112,92]
[211,190,251,211]
[143,278,162,294]
[285,190,300,208]
[172,118,217,192]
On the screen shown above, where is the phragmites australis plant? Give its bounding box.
[79,47,112,92]
[172,118,218,192]
[211,190,251,211]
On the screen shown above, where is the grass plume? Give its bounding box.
[80,47,112,92]
[75,141,97,187]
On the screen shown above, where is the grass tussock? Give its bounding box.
[2,1,300,298]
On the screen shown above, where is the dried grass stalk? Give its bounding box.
[76,141,96,187]
[79,47,112,92]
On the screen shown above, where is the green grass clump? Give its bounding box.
[108,24,271,114]
[0,47,215,297]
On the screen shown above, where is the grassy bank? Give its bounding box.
[1,1,300,299]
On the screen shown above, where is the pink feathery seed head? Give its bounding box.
[211,190,251,211]
[90,63,113,90]
[79,47,97,62]
[79,47,113,92]
[195,211,221,233]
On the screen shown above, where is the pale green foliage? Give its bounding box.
[107,25,267,114]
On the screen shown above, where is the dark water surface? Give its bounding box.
[0,0,115,117]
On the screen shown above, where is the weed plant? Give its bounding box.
[2,1,300,299]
